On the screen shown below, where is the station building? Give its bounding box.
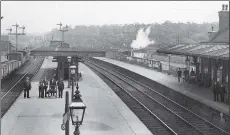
[0,35,15,62]
[157,4,229,88]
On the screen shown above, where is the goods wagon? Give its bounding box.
[8,50,30,65]
[18,50,30,64]
[1,60,21,79]
[8,52,23,62]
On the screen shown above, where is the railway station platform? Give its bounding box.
[94,57,229,115]
[2,57,152,135]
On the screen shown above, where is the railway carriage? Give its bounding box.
[8,50,30,65]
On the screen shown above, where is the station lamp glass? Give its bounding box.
[70,65,77,75]
[69,101,86,125]
[67,56,72,63]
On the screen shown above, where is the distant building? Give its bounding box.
[132,49,148,58]
[1,35,15,62]
[49,40,69,48]
[131,43,169,59]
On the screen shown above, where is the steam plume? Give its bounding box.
[131,26,154,49]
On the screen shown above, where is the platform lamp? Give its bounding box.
[70,65,77,101]
[69,95,86,135]
[67,56,72,88]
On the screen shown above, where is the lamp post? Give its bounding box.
[69,90,86,135]
[168,54,171,75]
[61,83,86,135]
[70,65,77,101]
[67,56,72,88]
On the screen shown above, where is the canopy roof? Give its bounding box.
[157,43,229,60]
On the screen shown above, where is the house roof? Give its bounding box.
[157,43,229,60]
[209,28,229,43]
[49,40,63,47]
[132,44,168,53]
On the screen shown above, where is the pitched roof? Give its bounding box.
[157,43,229,60]
[209,28,229,43]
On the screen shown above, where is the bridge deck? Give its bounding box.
[30,47,106,57]
[32,47,107,52]
[2,57,152,135]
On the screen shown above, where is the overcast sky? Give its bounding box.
[1,1,229,34]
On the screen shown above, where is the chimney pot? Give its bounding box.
[212,26,214,31]
[222,4,225,10]
[226,5,228,11]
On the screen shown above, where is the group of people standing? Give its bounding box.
[38,76,65,98]
[177,68,195,83]
[176,68,227,103]
[212,81,226,103]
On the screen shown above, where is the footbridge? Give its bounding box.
[30,47,106,80]
[30,47,106,57]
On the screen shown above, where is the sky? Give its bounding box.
[1,1,229,34]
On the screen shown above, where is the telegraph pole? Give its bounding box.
[8,23,26,51]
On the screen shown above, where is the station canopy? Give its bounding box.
[157,43,229,60]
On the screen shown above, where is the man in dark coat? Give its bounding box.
[212,82,218,101]
[191,69,196,83]
[177,68,182,82]
[38,79,44,98]
[43,77,48,97]
[216,82,220,102]
[49,77,56,96]
[57,78,65,98]
[220,84,226,103]
[23,77,31,98]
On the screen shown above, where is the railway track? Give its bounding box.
[1,58,35,93]
[84,58,229,135]
[88,57,229,132]
[1,57,45,117]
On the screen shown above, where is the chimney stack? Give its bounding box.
[218,4,229,31]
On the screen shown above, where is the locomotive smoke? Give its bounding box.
[131,26,155,49]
